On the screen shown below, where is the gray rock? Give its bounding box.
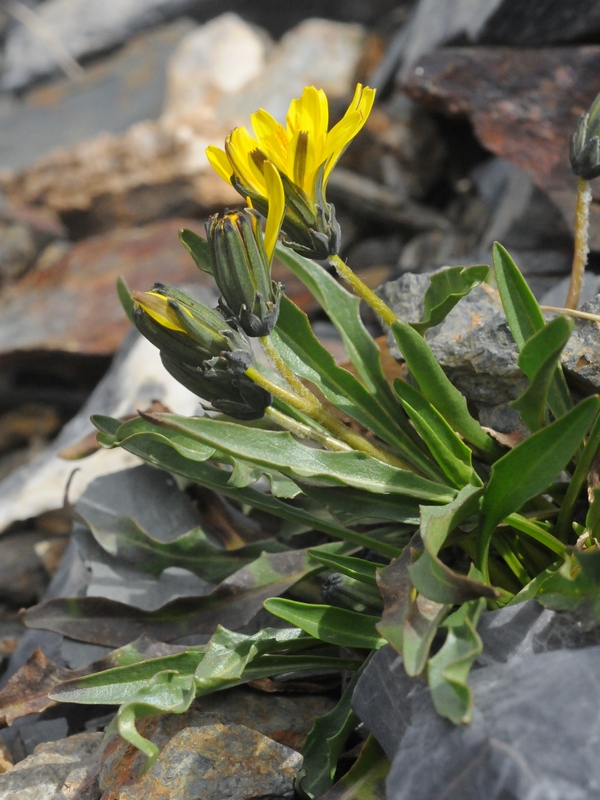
[2,0,212,91]
[559,294,600,394]
[380,273,527,405]
[386,646,600,800]
[0,19,196,173]
[398,0,600,73]
[0,731,102,800]
[541,273,600,309]
[99,709,302,800]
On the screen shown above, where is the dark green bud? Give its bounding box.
[207,209,283,337]
[321,573,383,614]
[571,92,600,180]
[160,355,271,420]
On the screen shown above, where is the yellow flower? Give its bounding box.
[206,84,375,259]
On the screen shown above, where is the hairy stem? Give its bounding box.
[329,254,398,327]
[565,176,592,310]
[265,406,352,452]
[259,335,318,403]
[246,366,408,469]
[539,305,600,324]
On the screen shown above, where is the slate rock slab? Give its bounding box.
[403,45,600,250]
[0,731,103,799]
[99,709,302,800]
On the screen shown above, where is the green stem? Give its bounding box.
[555,410,600,542]
[246,365,408,469]
[493,532,530,587]
[265,406,351,452]
[260,335,318,403]
[329,254,398,326]
[565,176,591,310]
[504,512,566,556]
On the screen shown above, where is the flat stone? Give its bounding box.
[99,710,302,800]
[0,218,211,359]
[398,0,600,72]
[403,46,600,249]
[1,0,212,91]
[197,687,335,751]
[0,19,196,174]
[0,15,367,235]
[0,731,102,800]
[380,273,527,406]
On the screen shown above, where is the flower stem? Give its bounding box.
[539,305,600,324]
[259,335,318,403]
[265,406,352,452]
[329,254,398,326]
[246,365,408,469]
[565,176,592,310]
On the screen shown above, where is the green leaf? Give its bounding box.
[75,504,287,582]
[299,485,421,526]
[510,316,574,431]
[308,551,386,587]
[179,228,213,274]
[479,396,600,575]
[427,597,485,724]
[116,275,135,324]
[275,244,408,424]
[93,422,402,557]
[376,534,448,675]
[116,671,196,765]
[264,599,386,650]
[492,242,572,419]
[271,296,442,480]
[393,378,479,488]
[296,658,369,800]
[409,486,498,604]
[537,549,600,619]
[412,265,489,334]
[390,321,501,461]
[315,735,389,800]
[120,412,455,502]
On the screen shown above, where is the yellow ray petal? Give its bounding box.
[251,109,289,174]
[133,291,187,332]
[263,160,285,263]
[205,145,234,185]
[226,128,268,195]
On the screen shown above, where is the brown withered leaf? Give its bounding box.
[0,647,72,725]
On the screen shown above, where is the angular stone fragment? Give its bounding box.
[403,46,600,249]
[99,710,302,800]
[0,731,103,800]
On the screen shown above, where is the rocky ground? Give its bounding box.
[0,0,599,798]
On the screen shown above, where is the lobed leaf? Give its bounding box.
[412,265,490,334]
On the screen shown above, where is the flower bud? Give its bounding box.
[160,355,271,420]
[132,283,271,420]
[321,573,383,614]
[570,91,600,180]
[133,283,252,374]
[207,209,283,337]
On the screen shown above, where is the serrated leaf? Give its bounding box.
[510,316,574,431]
[93,421,402,558]
[264,598,386,650]
[179,228,213,274]
[296,658,369,800]
[393,378,479,488]
[272,296,441,479]
[412,265,489,333]
[121,412,455,501]
[479,396,600,575]
[409,485,498,604]
[493,242,572,418]
[391,321,501,461]
[427,597,485,724]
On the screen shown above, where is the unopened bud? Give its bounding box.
[571,92,600,180]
